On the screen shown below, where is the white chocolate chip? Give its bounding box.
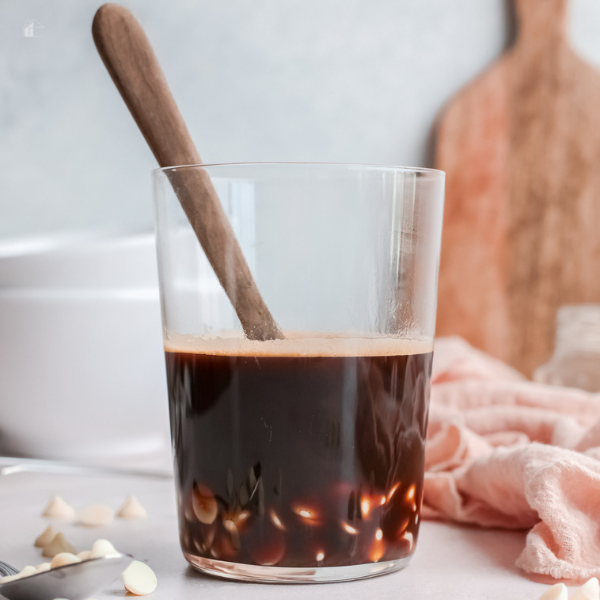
[192,484,217,524]
[36,562,51,573]
[537,583,568,600]
[122,560,157,596]
[77,550,92,560]
[77,504,115,527]
[42,496,76,520]
[18,566,36,578]
[571,578,600,600]
[34,525,57,548]
[50,553,81,568]
[42,532,77,558]
[90,539,117,558]
[117,495,147,519]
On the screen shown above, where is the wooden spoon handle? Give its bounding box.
[92,3,283,341]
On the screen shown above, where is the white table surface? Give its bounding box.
[0,468,562,600]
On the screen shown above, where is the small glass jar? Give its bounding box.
[534,305,600,392]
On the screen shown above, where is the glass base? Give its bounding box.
[184,552,411,583]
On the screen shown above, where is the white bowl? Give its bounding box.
[0,232,160,289]
[0,233,170,459]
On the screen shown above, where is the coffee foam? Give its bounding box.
[164,331,433,357]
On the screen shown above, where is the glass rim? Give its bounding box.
[152,161,445,179]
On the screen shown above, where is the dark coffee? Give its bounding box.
[165,335,432,568]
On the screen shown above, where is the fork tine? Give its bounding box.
[0,560,19,576]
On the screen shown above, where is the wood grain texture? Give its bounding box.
[92,4,284,341]
[436,0,600,376]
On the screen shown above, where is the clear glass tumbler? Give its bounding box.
[153,163,445,583]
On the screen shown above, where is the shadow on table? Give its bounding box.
[438,520,580,586]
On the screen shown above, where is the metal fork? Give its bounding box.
[0,561,18,577]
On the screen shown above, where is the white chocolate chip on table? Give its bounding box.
[42,496,76,520]
[536,578,600,600]
[77,503,115,527]
[34,525,57,548]
[571,578,600,600]
[122,560,158,596]
[117,495,147,519]
[538,583,568,600]
[91,540,158,596]
[42,532,77,558]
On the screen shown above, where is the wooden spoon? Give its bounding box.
[92,3,283,341]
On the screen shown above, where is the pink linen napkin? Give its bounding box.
[426,337,600,580]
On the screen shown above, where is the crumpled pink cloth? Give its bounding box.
[426,337,600,581]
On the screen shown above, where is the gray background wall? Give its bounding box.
[2,0,600,240]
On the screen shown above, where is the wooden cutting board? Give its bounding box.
[435,0,600,376]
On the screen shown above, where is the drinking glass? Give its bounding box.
[153,163,445,583]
